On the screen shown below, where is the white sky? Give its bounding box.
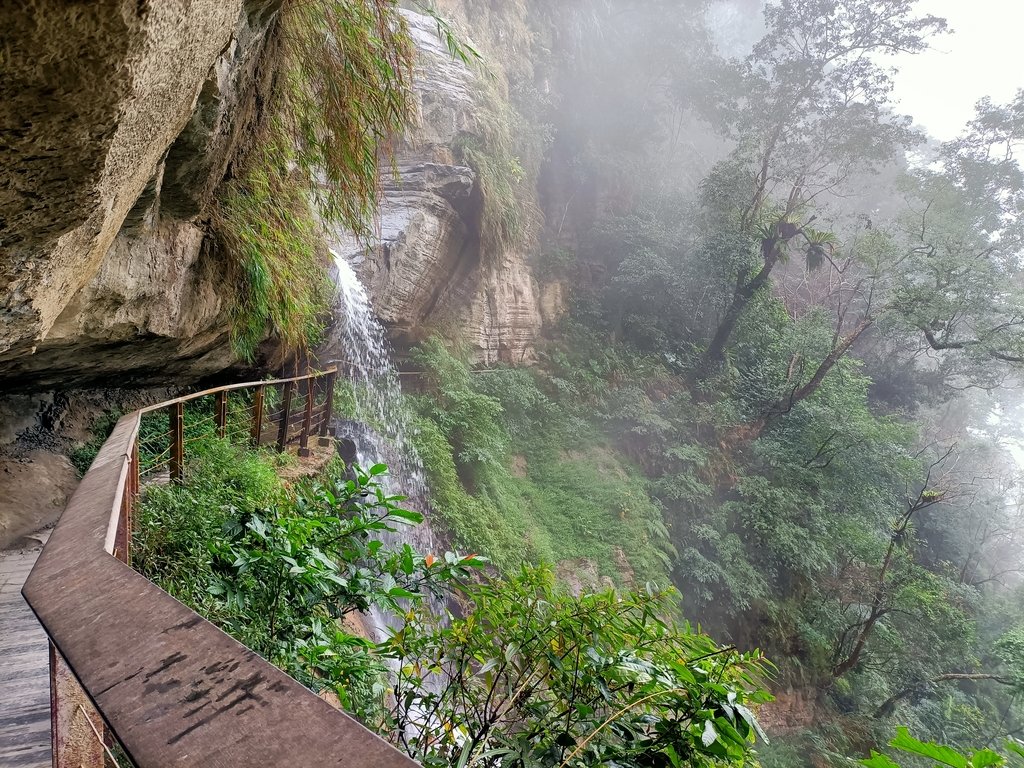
[887,0,1024,142]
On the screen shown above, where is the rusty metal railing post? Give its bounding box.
[169,401,184,482]
[215,391,228,439]
[319,370,336,446]
[298,378,315,457]
[251,385,265,446]
[276,381,294,451]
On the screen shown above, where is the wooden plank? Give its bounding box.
[0,543,52,768]
[215,391,228,439]
[319,370,337,445]
[251,385,265,446]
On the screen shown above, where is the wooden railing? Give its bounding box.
[22,368,418,767]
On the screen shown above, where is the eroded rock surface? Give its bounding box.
[0,0,279,390]
[0,452,77,549]
[335,11,551,364]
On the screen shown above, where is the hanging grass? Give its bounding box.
[454,73,541,261]
[216,0,416,361]
[279,0,415,234]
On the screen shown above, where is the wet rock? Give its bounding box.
[339,10,551,364]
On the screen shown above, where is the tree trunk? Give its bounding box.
[738,318,874,443]
[701,243,782,373]
[873,673,1014,719]
[832,515,898,679]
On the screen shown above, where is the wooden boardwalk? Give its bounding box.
[0,533,52,768]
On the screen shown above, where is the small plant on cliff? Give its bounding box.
[454,73,542,260]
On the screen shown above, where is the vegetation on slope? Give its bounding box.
[396,1,1024,763]
[150,0,1024,763]
[131,435,771,767]
[408,337,673,584]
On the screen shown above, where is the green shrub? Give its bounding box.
[384,564,771,767]
[132,437,283,608]
[133,438,484,725]
[411,414,547,570]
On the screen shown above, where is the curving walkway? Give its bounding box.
[0,531,51,768]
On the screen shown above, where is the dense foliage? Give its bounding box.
[407,337,674,584]
[386,567,769,767]
[389,0,1024,764]
[132,436,771,766]
[129,0,1024,763]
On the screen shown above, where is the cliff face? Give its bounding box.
[334,10,552,364]
[0,0,281,391]
[0,2,561,542]
[1,2,555,386]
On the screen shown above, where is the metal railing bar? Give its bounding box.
[79,704,124,766]
[137,367,337,414]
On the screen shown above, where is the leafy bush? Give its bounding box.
[409,337,674,583]
[133,437,483,724]
[383,564,771,767]
[133,437,283,608]
[863,727,1024,768]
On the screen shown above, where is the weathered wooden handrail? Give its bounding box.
[22,369,417,767]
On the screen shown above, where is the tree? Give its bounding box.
[725,88,1024,442]
[827,444,969,681]
[697,0,947,372]
[889,92,1024,381]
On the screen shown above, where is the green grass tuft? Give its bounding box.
[215,0,416,361]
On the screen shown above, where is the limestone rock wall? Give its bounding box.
[335,10,555,365]
[2,1,557,387]
[0,0,280,390]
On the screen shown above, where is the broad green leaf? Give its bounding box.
[972,750,1005,768]
[861,751,901,768]
[891,727,968,768]
[736,704,770,745]
[702,719,718,747]
[388,508,424,524]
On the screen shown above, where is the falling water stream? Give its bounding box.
[321,250,442,641]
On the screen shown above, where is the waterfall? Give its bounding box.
[322,250,441,640]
